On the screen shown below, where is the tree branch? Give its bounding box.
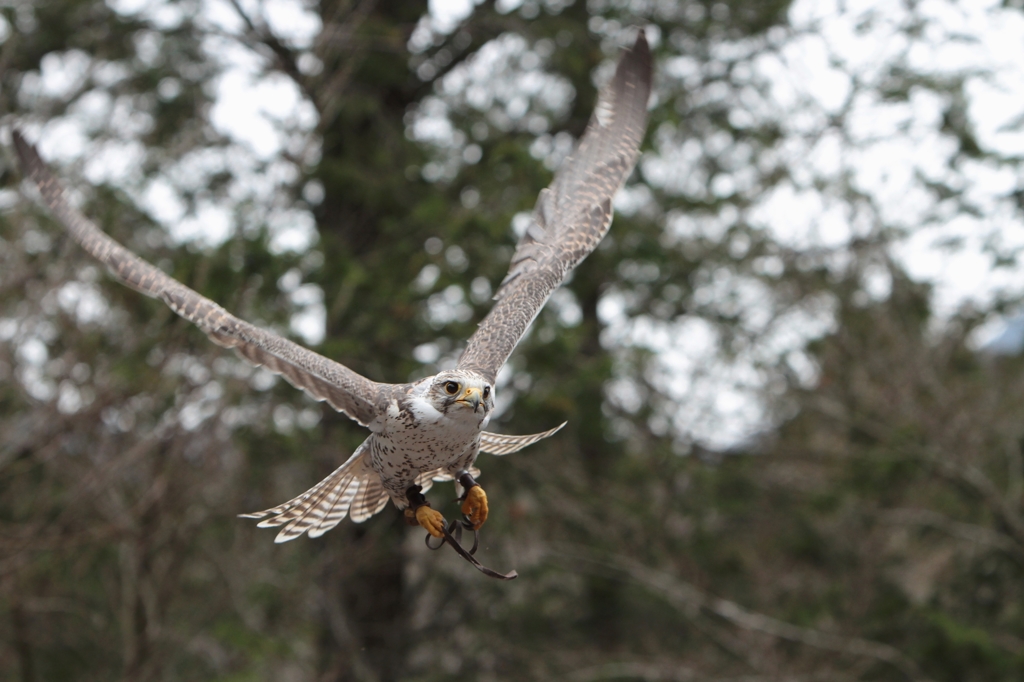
[222,0,314,102]
[550,546,932,682]
[879,507,1024,561]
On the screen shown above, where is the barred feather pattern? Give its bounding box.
[12,130,391,428]
[239,422,562,543]
[457,32,652,383]
[12,34,648,545]
[350,473,389,523]
[479,422,567,456]
[239,439,388,542]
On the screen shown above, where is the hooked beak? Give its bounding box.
[456,386,483,413]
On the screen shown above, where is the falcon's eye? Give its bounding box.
[444,381,460,395]
[483,386,490,399]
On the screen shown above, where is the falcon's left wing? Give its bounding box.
[479,422,566,455]
[13,131,393,427]
[456,31,652,384]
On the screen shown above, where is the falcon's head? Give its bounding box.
[423,369,495,418]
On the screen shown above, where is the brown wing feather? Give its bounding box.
[457,31,653,383]
[13,130,389,427]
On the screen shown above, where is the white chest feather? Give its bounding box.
[407,395,444,424]
[381,400,485,452]
[368,397,490,496]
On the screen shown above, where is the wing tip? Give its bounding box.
[633,27,649,53]
[618,28,653,95]
[11,128,45,178]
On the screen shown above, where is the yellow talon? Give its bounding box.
[415,505,446,538]
[461,485,489,530]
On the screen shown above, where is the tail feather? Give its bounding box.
[350,475,389,523]
[251,472,350,528]
[274,473,356,542]
[344,449,389,523]
[301,475,362,540]
[415,469,451,490]
[240,468,337,522]
[309,476,366,536]
[238,421,553,542]
[240,439,392,542]
[305,475,361,539]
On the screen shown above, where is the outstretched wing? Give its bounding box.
[13,131,389,427]
[479,422,567,456]
[456,31,652,383]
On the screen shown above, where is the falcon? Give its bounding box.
[13,32,652,546]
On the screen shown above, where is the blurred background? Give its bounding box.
[4,0,1024,679]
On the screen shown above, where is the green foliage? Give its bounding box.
[6,0,1024,681]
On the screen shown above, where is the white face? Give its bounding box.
[426,371,495,418]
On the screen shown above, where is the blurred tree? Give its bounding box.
[5,0,1024,681]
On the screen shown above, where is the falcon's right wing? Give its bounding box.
[13,131,391,427]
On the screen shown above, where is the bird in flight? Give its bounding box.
[14,32,652,553]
